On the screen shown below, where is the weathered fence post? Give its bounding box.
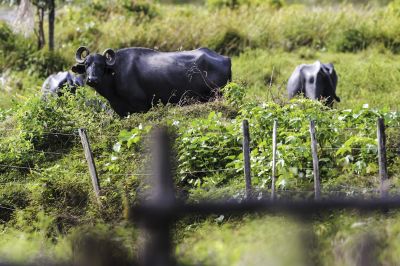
[140,127,176,266]
[377,117,389,198]
[309,121,321,200]
[242,120,252,199]
[78,128,101,205]
[271,119,278,200]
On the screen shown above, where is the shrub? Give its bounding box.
[387,0,400,16]
[336,28,372,52]
[110,100,400,192]
[0,23,68,77]
[0,184,31,222]
[31,166,90,223]
[122,0,158,18]
[209,28,247,55]
[0,89,113,169]
[207,0,285,9]
[175,111,241,187]
[282,7,330,51]
[26,50,70,78]
[0,22,15,51]
[221,82,246,108]
[207,0,239,9]
[69,224,134,266]
[0,22,35,72]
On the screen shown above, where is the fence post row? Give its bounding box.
[128,125,400,266]
[78,128,101,205]
[377,117,389,198]
[242,120,252,199]
[309,121,321,200]
[271,119,278,200]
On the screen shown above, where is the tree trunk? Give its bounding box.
[13,0,35,37]
[37,6,45,50]
[48,0,55,51]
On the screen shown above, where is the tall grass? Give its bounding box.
[54,2,400,56]
[3,1,400,109]
[233,48,400,109]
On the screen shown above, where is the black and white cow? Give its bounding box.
[41,71,84,97]
[287,61,340,107]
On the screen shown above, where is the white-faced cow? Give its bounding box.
[71,46,232,117]
[287,61,340,107]
[42,71,84,97]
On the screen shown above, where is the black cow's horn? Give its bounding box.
[75,46,90,63]
[103,48,116,66]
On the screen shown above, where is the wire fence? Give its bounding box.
[0,120,398,265]
[127,126,400,266]
[0,117,398,208]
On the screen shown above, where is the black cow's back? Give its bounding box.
[112,47,231,105]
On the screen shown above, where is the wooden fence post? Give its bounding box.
[377,117,389,198]
[140,127,175,266]
[309,121,321,200]
[271,119,278,200]
[242,120,252,199]
[78,128,101,205]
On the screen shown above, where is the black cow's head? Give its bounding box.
[71,46,116,86]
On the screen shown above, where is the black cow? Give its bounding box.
[71,46,232,117]
[287,61,340,107]
[41,71,84,97]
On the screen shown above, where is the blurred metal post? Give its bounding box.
[78,128,101,205]
[377,117,389,198]
[140,127,176,266]
[309,121,321,200]
[242,120,252,199]
[271,119,278,200]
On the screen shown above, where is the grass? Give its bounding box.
[176,215,306,266]
[2,0,400,264]
[233,48,400,109]
[51,2,400,55]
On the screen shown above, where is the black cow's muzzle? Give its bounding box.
[87,77,99,86]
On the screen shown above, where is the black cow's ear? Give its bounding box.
[71,64,85,74]
[326,63,335,74]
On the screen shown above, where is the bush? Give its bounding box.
[122,0,158,18]
[207,0,285,9]
[221,82,246,108]
[0,22,15,51]
[336,28,372,52]
[387,0,400,16]
[210,28,247,55]
[0,184,31,222]
[0,89,113,169]
[69,224,134,266]
[113,100,400,192]
[26,50,70,78]
[0,23,68,77]
[0,22,35,72]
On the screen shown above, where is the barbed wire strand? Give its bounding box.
[0,129,80,136]
[0,204,16,211]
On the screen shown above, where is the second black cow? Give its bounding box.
[71,46,231,117]
[287,61,340,107]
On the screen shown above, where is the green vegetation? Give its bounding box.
[1,0,400,265]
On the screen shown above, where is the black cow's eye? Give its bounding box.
[309,77,314,83]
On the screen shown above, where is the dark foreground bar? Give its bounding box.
[130,197,399,220]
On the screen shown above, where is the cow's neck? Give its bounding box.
[92,74,115,99]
